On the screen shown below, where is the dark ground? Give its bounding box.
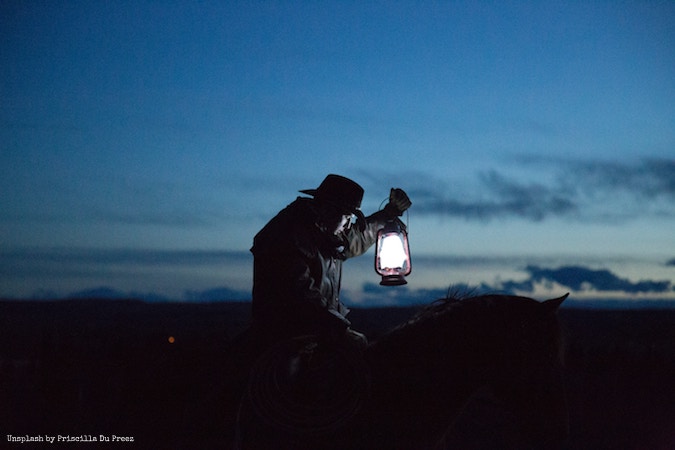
[1,299,674,449]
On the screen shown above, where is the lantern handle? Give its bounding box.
[393,215,408,232]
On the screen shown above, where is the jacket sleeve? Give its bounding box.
[343,209,390,258]
[289,252,351,328]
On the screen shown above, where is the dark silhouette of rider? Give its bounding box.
[250,174,411,352]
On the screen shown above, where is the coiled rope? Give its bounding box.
[245,335,370,436]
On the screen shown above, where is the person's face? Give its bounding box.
[320,204,355,236]
[335,212,355,235]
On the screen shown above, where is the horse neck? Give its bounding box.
[420,302,510,387]
[364,301,510,442]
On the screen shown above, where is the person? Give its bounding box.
[249,174,411,353]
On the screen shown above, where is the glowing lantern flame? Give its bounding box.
[375,218,411,286]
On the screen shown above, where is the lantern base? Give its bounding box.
[380,275,407,286]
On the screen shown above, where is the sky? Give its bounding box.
[1,1,674,306]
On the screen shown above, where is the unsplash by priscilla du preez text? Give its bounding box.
[7,434,135,444]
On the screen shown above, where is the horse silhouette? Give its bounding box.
[234,293,569,449]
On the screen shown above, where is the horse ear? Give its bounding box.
[542,293,569,312]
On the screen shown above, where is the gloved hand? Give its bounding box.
[384,188,412,218]
[344,328,368,351]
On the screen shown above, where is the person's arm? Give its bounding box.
[344,188,412,258]
[343,209,389,257]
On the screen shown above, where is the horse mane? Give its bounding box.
[382,288,501,339]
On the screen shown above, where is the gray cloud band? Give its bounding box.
[381,157,674,222]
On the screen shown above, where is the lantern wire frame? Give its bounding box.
[374,201,411,286]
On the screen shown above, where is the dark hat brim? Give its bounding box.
[299,174,364,213]
[299,189,361,214]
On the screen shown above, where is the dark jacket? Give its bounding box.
[250,197,387,344]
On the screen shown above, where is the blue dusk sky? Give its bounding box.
[2,1,674,305]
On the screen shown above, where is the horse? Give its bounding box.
[233,293,569,449]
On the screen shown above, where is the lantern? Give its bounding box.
[374,218,411,286]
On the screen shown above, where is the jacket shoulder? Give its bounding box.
[251,198,318,258]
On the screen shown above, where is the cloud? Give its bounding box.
[0,247,250,272]
[67,287,131,300]
[69,287,171,302]
[0,248,253,298]
[385,172,576,222]
[31,285,250,302]
[376,157,675,223]
[346,283,455,307]
[521,265,672,294]
[566,158,675,200]
[667,258,675,267]
[349,263,674,307]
